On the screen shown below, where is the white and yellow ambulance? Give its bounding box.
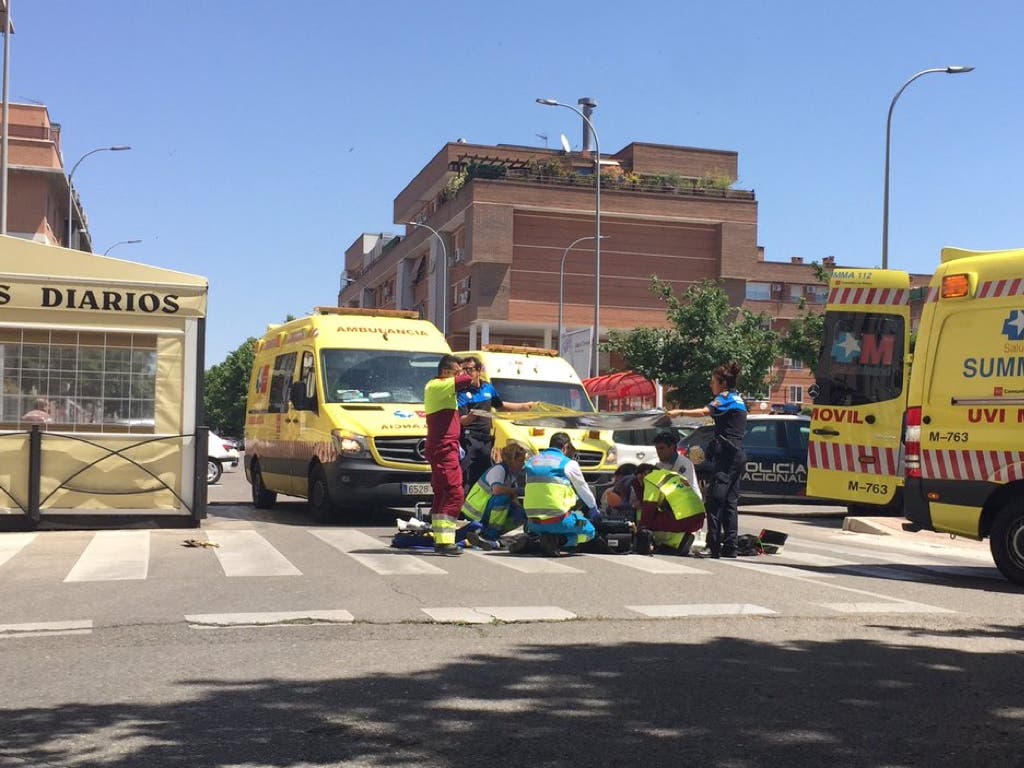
[453,345,617,484]
[807,248,1024,584]
[244,308,452,521]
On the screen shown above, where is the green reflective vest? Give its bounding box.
[642,468,704,521]
[462,463,515,528]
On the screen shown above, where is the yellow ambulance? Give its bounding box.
[244,308,452,521]
[453,345,617,484]
[806,248,1024,584]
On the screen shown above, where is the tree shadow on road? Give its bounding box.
[1,625,1022,767]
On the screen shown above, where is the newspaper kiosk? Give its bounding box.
[0,236,208,528]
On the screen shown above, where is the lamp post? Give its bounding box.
[404,221,449,336]
[102,239,141,256]
[0,0,12,235]
[66,145,130,250]
[558,235,606,354]
[537,97,602,377]
[882,65,973,269]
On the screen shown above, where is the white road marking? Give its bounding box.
[785,539,1001,580]
[585,553,710,575]
[720,559,837,579]
[0,532,37,568]
[476,606,576,622]
[0,620,92,638]
[64,531,150,582]
[819,602,955,615]
[206,530,301,577]
[186,610,354,627]
[468,550,585,574]
[626,604,776,617]
[311,529,448,575]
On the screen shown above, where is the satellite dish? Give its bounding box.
[559,134,571,153]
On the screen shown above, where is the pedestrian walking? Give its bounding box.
[424,354,477,556]
[668,361,747,558]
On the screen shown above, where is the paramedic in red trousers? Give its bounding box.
[668,361,747,558]
[424,354,476,556]
[523,432,599,556]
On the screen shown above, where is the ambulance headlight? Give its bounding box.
[332,430,370,457]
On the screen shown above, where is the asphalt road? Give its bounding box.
[1,464,1022,767]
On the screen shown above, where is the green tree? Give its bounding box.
[604,278,779,407]
[204,337,256,436]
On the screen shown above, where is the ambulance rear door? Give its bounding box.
[806,269,911,510]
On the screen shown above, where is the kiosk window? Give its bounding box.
[0,329,157,431]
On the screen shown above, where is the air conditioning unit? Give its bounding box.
[771,283,784,292]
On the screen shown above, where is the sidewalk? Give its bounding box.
[843,515,989,555]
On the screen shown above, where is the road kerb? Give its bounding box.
[842,517,893,536]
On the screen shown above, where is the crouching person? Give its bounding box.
[635,464,705,555]
[459,442,528,550]
[521,432,598,556]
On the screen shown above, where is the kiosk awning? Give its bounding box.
[583,371,655,400]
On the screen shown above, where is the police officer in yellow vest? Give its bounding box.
[522,432,598,556]
[634,463,705,555]
[459,442,528,550]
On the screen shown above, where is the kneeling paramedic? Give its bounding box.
[459,442,528,550]
[634,463,705,555]
[522,432,598,556]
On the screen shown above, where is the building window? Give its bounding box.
[453,277,471,307]
[788,385,804,404]
[0,329,157,431]
[808,285,829,304]
[745,282,770,301]
[789,285,804,303]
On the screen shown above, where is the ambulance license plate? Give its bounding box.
[402,482,433,495]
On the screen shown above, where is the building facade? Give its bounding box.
[339,133,928,409]
[340,139,758,366]
[3,103,88,250]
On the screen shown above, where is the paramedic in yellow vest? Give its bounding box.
[424,354,476,556]
[634,463,705,555]
[459,442,528,550]
[523,432,598,556]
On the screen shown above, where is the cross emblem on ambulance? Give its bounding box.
[1002,310,1024,341]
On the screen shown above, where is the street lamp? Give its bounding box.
[102,239,141,256]
[537,97,602,377]
[404,220,449,336]
[559,235,607,354]
[66,145,131,250]
[882,65,973,269]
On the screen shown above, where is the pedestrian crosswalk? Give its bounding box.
[0,525,1001,584]
[0,524,1005,634]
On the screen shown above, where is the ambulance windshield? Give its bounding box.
[490,379,595,412]
[814,312,905,406]
[321,350,445,404]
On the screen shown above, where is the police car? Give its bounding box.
[679,415,810,501]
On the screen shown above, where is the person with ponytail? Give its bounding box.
[667,361,747,558]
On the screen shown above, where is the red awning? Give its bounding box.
[583,371,655,400]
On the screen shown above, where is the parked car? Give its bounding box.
[679,415,810,501]
[208,430,240,484]
[612,423,702,467]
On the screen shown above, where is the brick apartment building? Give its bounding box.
[2,103,90,250]
[339,129,927,410]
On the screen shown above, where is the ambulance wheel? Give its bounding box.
[990,500,1024,586]
[207,458,223,485]
[308,464,338,523]
[250,459,277,509]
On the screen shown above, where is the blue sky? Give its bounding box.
[12,1,1024,365]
